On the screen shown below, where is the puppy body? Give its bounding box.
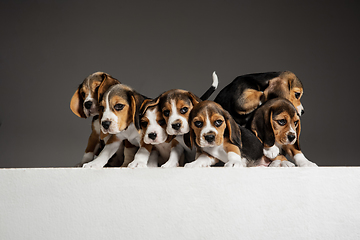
[214,71,304,127]
[185,101,263,168]
[251,98,317,167]
[70,72,121,166]
[128,102,172,168]
[83,83,147,169]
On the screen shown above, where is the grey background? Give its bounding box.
[1,0,359,168]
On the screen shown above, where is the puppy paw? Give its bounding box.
[82,161,105,169]
[297,161,318,167]
[263,145,280,159]
[294,153,318,167]
[280,161,295,167]
[128,160,148,169]
[184,157,213,168]
[224,160,244,168]
[161,160,179,168]
[268,160,282,167]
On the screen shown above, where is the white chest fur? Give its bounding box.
[202,144,228,162]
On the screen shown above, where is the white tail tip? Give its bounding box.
[212,71,219,89]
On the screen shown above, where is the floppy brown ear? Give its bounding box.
[97,74,121,102]
[251,106,275,147]
[223,109,242,148]
[187,91,201,106]
[140,97,160,116]
[184,131,194,149]
[70,88,86,118]
[293,118,301,151]
[128,92,143,131]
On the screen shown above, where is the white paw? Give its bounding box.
[184,158,213,168]
[224,160,244,168]
[82,161,105,169]
[297,161,318,167]
[280,161,295,167]
[128,160,148,169]
[161,160,179,168]
[268,160,282,167]
[263,145,280,159]
[294,153,318,167]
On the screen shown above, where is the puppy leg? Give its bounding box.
[284,145,318,167]
[83,135,121,169]
[122,141,139,167]
[161,140,183,168]
[76,130,101,167]
[224,152,244,167]
[184,153,216,168]
[236,89,263,115]
[147,150,160,168]
[128,145,153,168]
[263,145,280,159]
[268,155,295,167]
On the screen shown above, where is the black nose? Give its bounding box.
[84,101,92,109]
[172,123,181,130]
[288,134,296,142]
[102,121,111,130]
[205,135,215,143]
[301,109,305,115]
[148,132,157,140]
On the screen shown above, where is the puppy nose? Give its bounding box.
[84,101,92,109]
[148,132,157,140]
[205,135,215,143]
[301,109,305,115]
[288,134,296,142]
[102,121,111,130]
[172,123,181,130]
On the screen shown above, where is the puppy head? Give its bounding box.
[99,84,141,134]
[251,98,301,149]
[158,89,201,135]
[139,98,168,145]
[264,71,304,116]
[189,101,241,148]
[70,72,113,118]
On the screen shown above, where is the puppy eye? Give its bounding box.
[294,120,299,127]
[194,121,203,128]
[158,119,166,126]
[163,110,170,117]
[80,91,86,98]
[214,120,223,127]
[295,92,301,99]
[180,107,188,114]
[277,119,287,126]
[114,104,125,111]
[141,121,148,128]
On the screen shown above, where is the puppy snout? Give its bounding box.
[204,134,215,143]
[287,134,296,143]
[148,132,157,140]
[301,109,305,115]
[172,123,181,130]
[102,121,111,130]
[84,101,92,109]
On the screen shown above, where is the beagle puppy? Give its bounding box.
[158,72,219,167]
[251,98,317,167]
[214,71,305,127]
[184,101,263,167]
[70,72,121,166]
[127,99,173,168]
[82,79,147,169]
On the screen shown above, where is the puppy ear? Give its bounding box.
[293,118,301,151]
[140,97,160,116]
[70,87,86,118]
[187,91,201,106]
[128,92,143,131]
[97,74,121,102]
[223,109,242,148]
[251,105,275,147]
[184,131,193,149]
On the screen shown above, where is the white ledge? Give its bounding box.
[1,167,360,240]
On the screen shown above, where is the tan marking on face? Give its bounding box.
[272,111,300,145]
[289,87,304,115]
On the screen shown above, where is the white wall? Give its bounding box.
[1,168,360,240]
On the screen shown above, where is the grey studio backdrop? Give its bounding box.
[1,1,359,168]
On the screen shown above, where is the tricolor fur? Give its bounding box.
[251,98,317,167]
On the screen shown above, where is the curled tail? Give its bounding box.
[200,71,219,101]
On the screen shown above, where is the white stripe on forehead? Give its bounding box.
[200,112,218,136]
